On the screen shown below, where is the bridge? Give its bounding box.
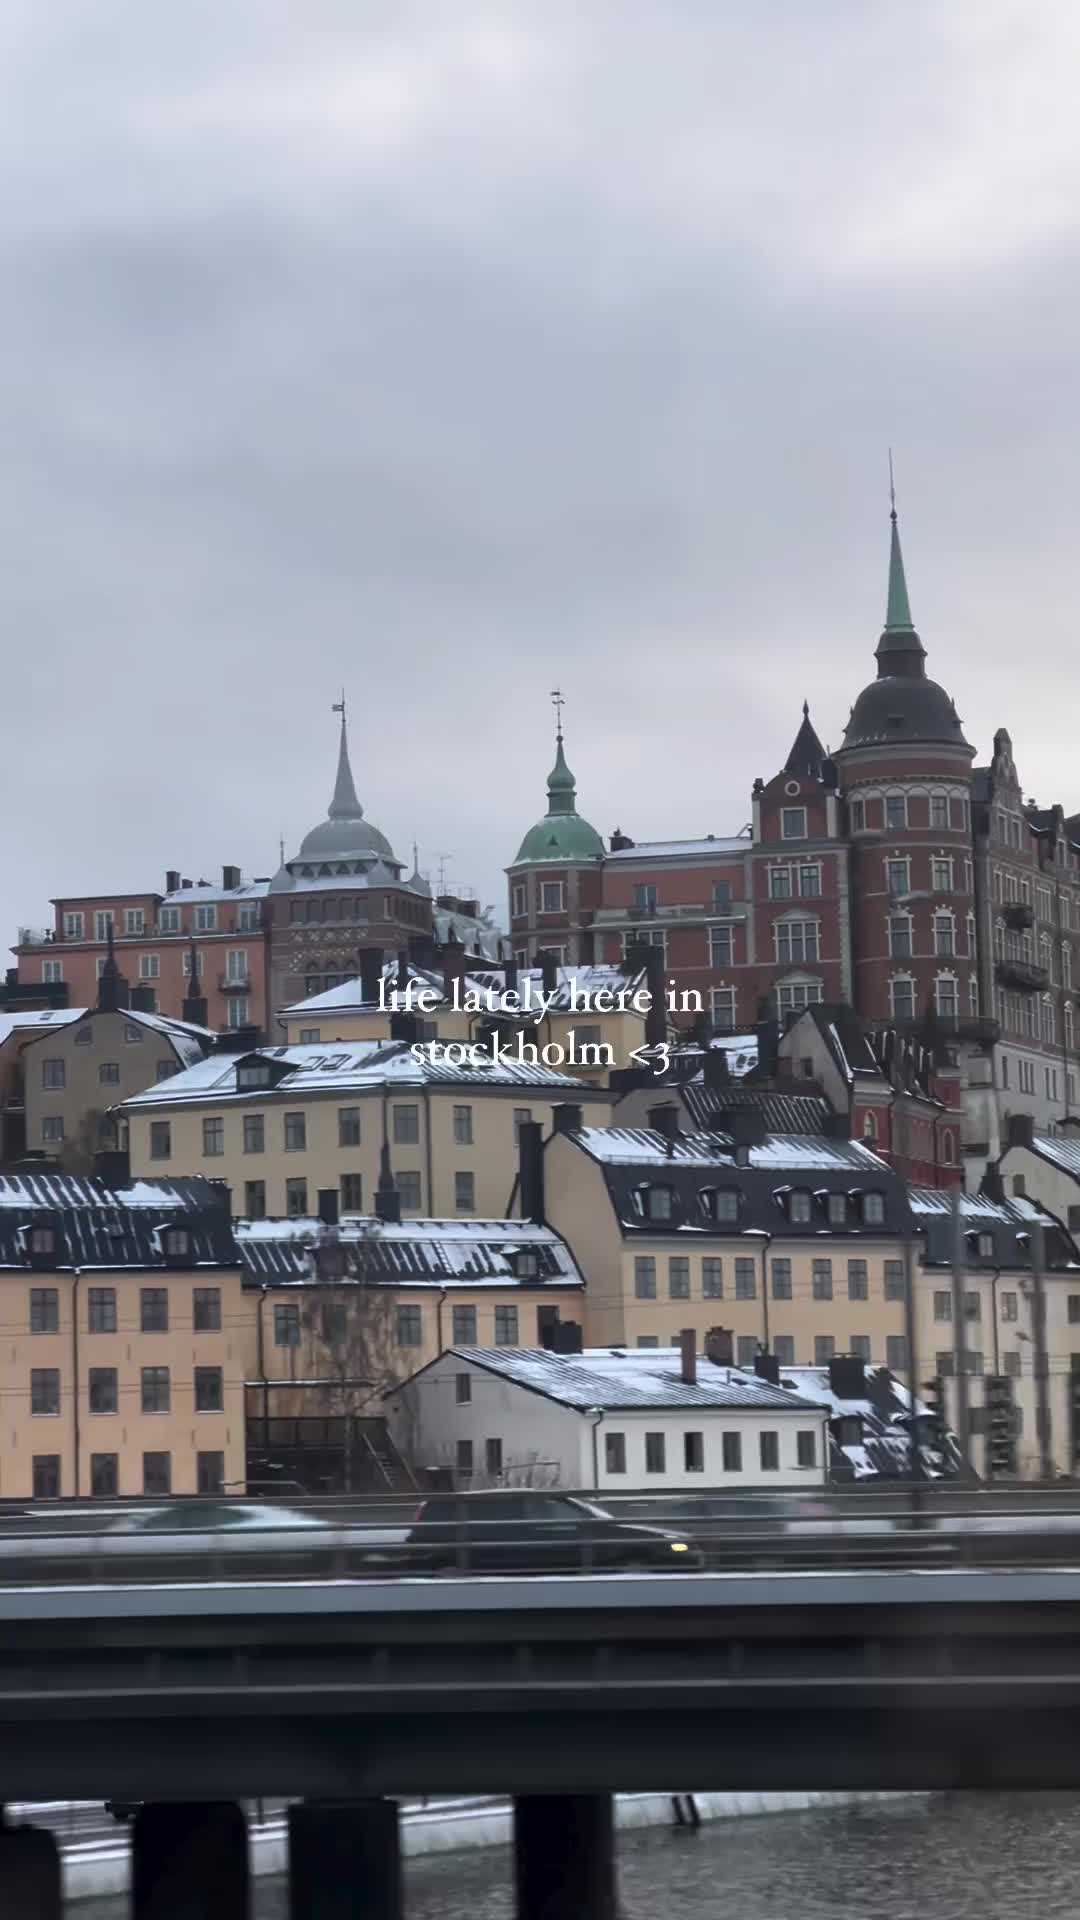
[4,1560,1080,1914]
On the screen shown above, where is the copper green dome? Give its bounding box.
[513,735,605,865]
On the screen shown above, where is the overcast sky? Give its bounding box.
[5,2,1080,936]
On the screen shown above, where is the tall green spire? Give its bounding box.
[884,507,914,633]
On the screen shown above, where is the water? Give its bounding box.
[71,1794,1080,1918]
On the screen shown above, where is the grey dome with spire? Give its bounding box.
[841,506,971,754]
[296,714,397,861]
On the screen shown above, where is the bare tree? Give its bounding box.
[300,1229,402,1491]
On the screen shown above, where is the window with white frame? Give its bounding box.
[968,976,979,1015]
[935,975,959,1020]
[124,909,145,935]
[781,807,807,840]
[94,912,113,941]
[182,949,201,977]
[159,906,180,932]
[225,950,248,983]
[885,793,908,830]
[139,954,160,979]
[890,976,916,1023]
[775,919,819,964]
[849,798,865,833]
[511,883,527,918]
[888,914,912,958]
[1064,944,1072,988]
[768,867,792,900]
[1041,996,1056,1044]
[709,987,737,1029]
[63,912,84,939]
[195,904,217,931]
[933,912,955,957]
[540,881,565,913]
[1066,1003,1075,1053]
[226,996,250,1029]
[776,980,823,1017]
[929,793,948,830]
[887,859,910,897]
[931,857,953,893]
[709,926,733,968]
[799,865,821,897]
[633,883,657,911]
[42,960,63,983]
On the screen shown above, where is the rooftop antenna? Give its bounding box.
[436,852,452,893]
[332,688,347,723]
[550,685,565,742]
[278,830,285,865]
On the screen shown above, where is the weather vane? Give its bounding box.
[332,688,346,721]
[551,686,565,741]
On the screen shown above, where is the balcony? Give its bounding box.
[593,901,749,927]
[17,927,52,947]
[995,956,1049,993]
[1003,901,1035,931]
[219,973,252,994]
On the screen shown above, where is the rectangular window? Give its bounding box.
[94,911,114,942]
[887,859,910,897]
[140,1287,168,1333]
[396,1305,423,1347]
[511,883,527,918]
[141,1366,170,1413]
[150,1120,171,1161]
[485,1437,503,1477]
[194,1366,223,1412]
[226,995,250,1030]
[634,1256,657,1299]
[87,1287,116,1334]
[159,906,180,932]
[63,911,85,939]
[1002,1291,1018,1322]
[886,1334,909,1371]
[769,867,792,900]
[32,1455,60,1499]
[98,1061,120,1087]
[1004,1350,1021,1379]
[812,1259,833,1300]
[337,1106,361,1148]
[451,1104,474,1146]
[850,1334,871,1361]
[776,981,823,1018]
[934,1290,953,1321]
[771,1258,793,1300]
[124,908,145,936]
[393,1104,420,1145]
[964,1291,982,1322]
[633,883,658,911]
[721,1431,742,1473]
[286,1178,309,1216]
[202,1117,224,1157]
[668,1256,690,1299]
[41,1116,65,1146]
[736,1334,758,1368]
[455,1171,475,1212]
[340,1172,363,1212]
[934,913,955,957]
[796,1430,817,1469]
[847,1260,868,1301]
[760,1431,780,1471]
[814,1335,835,1365]
[781,807,807,840]
[605,1431,626,1474]
[709,987,737,1029]
[884,1261,905,1301]
[242,1113,265,1154]
[91,1453,118,1496]
[799,865,821,898]
[274,1303,300,1347]
[87,1367,115,1413]
[494,1305,519,1345]
[932,857,953,892]
[775,919,820,964]
[41,1058,65,1090]
[455,1373,472,1406]
[30,1288,59,1334]
[735,1257,756,1299]
[888,915,912,958]
[197,1451,225,1495]
[42,960,64,984]
[143,1452,171,1496]
[709,925,733,968]
[702,1258,723,1299]
[456,1438,474,1477]
[849,798,865,833]
[284,1112,307,1152]
[540,881,565,913]
[397,1170,421,1210]
[193,1287,221,1332]
[452,1304,477,1343]
[930,793,949,831]
[244,1180,266,1219]
[773,1334,795,1366]
[886,794,908,831]
[30,1368,59,1415]
[195,904,217,931]
[684,1431,704,1473]
[644,1432,666,1474]
[138,953,161,981]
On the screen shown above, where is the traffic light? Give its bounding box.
[984,1374,1016,1479]
[921,1376,946,1459]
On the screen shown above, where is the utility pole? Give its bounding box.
[1030,1217,1053,1480]
[950,1186,971,1478]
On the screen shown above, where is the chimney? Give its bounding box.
[128,985,156,1014]
[93,1147,130,1189]
[553,1103,583,1135]
[374,1144,401,1224]
[829,1354,867,1400]
[822,1110,852,1140]
[754,1004,780,1079]
[408,931,437,968]
[358,945,385,1005]
[642,945,666,1050]
[165,870,180,894]
[703,1327,734,1367]
[703,1047,731,1091]
[182,940,207,1027]
[679,1328,697,1386]
[441,930,467,998]
[503,957,519,997]
[754,1351,780,1386]
[553,1321,583,1354]
[1007,1112,1035,1150]
[648,1103,680,1155]
[519,1120,545,1224]
[207,1178,232,1221]
[213,1023,261,1053]
[96,925,129,1013]
[181,879,193,889]
[609,829,634,852]
[317,1188,340,1227]
[222,864,241,892]
[539,949,558,995]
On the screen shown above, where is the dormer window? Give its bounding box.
[162,1227,192,1262]
[30,1227,56,1256]
[977,1232,994,1260]
[512,1248,541,1280]
[789,1190,812,1225]
[701,1188,739,1225]
[237,1060,272,1091]
[642,1184,673,1223]
[862,1192,885,1227]
[826,1193,848,1227]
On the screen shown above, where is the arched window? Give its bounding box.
[968,975,979,1016]
[1041,995,1056,1044]
[862,1110,878,1142]
[941,1130,955,1165]
[929,790,949,831]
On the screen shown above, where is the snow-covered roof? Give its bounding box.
[0,1008,85,1049]
[237,1217,583,1287]
[160,880,269,906]
[605,837,748,861]
[427,1345,826,1413]
[1023,1133,1080,1180]
[908,1187,1054,1225]
[284,960,646,1021]
[572,1126,889,1172]
[121,1040,595,1110]
[434,907,507,961]
[0,1171,224,1210]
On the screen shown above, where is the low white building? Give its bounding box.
[385,1343,829,1492]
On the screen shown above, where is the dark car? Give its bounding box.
[405,1491,701,1574]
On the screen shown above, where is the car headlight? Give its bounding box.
[669,1541,690,1553]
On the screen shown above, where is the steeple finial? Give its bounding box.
[329,694,362,820]
[551,686,565,742]
[884,454,914,634]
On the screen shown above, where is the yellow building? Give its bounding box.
[280,958,652,1084]
[0,1170,245,1498]
[119,1040,612,1222]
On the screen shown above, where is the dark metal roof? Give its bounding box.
[238,1220,582,1289]
[680,1083,830,1135]
[0,1174,238,1272]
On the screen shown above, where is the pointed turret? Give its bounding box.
[329,708,363,821]
[874,505,927,679]
[512,701,605,865]
[783,701,826,780]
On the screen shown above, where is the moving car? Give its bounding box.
[105,1502,327,1538]
[404,1491,702,1573]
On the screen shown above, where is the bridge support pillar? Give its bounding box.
[132,1801,248,1918]
[288,1797,402,1919]
[514,1793,617,1919]
[0,1821,61,1918]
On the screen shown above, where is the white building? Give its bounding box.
[385,1343,829,1492]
